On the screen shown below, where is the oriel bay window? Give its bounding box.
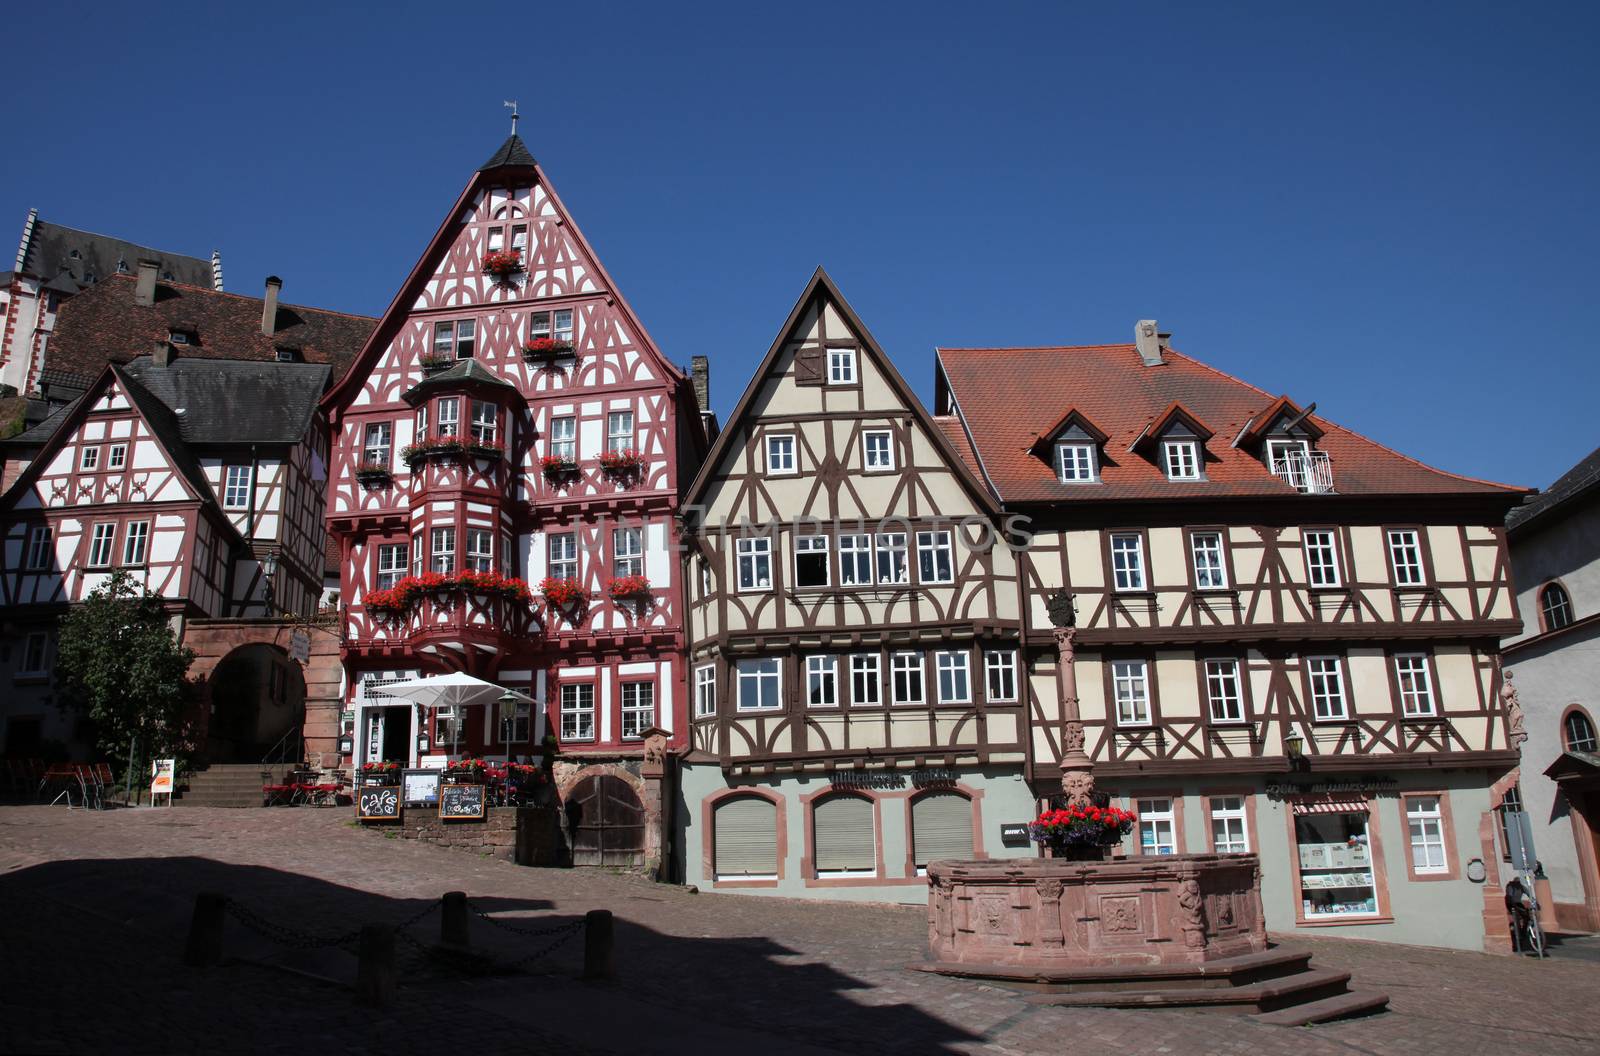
[470,401,497,446]
[838,534,872,586]
[620,681,655,740]
[436,398,460,438]
[916,530,954,584]
[737,658,781,712]
[1110,532,1146,591]
[1294,803,1378,918]
[985,650,1018,702]
[892,652,924,706]
[1112,660,1151,725]
[814,794,875,877]
[1393,654,1436,717]
[376,543,407,590]
[935,651,971,704]
[560,683,595,741]
[806,655,838,707]
[850,654,881,706]
[794,535,829,588]
[431,526,456,574]
[465,529,493,573]
[736,536,772,591]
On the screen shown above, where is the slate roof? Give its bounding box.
[121,356,331,444]
[936,343,1526,505]
[111,367,217,500]
[0,399,78,448]
[46,273,374,385]
[402,357,517,404]
[478,134,537,171]
[16,219,213,289]
[1507,445,1600,536]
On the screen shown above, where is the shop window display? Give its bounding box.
[1294,810,1378,918]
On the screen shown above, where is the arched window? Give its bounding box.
[911,790,974,869]
[713,795,778,880]
[812,793,875,876]
[1541,583,1574,632]
[1564,710,1598,753]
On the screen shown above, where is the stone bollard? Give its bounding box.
[183,891,227,967]
[441,891,470,947]
[355,924,397,1007]
[583,909,615,981]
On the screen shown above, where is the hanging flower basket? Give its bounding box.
[418,352,455,374]
[355,459,393,485]
[608,575,651,600]
[482,249,524,278]
[541,454,579,481]
[598,448,646,478]
[521,337,575,362]
[540,576,587,607]
[1028,805,1137,854]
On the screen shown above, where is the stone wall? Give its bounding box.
[387,805,561,865]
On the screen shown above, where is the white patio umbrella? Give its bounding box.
[374,673,534,758]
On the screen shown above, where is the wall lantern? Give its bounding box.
[337,735,354,755]
[417,733,430,753]
[1283,731,1305,759]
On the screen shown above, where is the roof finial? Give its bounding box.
[504,99,519,137]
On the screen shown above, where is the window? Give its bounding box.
[620,682,654,740]
[466,529,493,573]
[612,528,643,577]
[1302,529,1341,588]
[794,535,829,588]
[376,543,407,590]
[1056,443,1096,483]
[1498,783,1525,863]
[985,651,1018,702]
[276,348,298,363]
[415,404,427,441]
[892,652,925,706]
[1406,796,1448,875]
[936,651,971,704]
[1110,533,1146,591]
[219,466,255,510]
[698,558,712,597]
[850,654,881,706]
[828,347,856,384]
[470,401,497,445]
[88,523,116,568]
[862,430,894,472]
[1205,659,1244,723]
[433,321,454,358]
[838,534,872,586]
[500,698,531,744]
[736,658,781,711]
[736,536,772,591]
[1163,439,1201,481]
[714,795,778,879]
[548,533,577,581]
[431,319,475,359]
[1387,530,1425,586]
[80,446,99,471]
[363,422,392,468]
[553,309,574,342]
[1267,438,1313,487]
[560,683,595,741]
[431,526,456,574]
[806,655,838,707]
[20,632,50,676]
[1210,796,1250,853]
[549,416,576,462]
[1137,798,1177,855]
[1112,660,1151,725]
[1190,532,1227,590]
[814,794,874,875]
[411,531,424,577]
[1394,654,1436,717]
[916,530,954,584]
[168,328,189,344]
[122,521,149,566]
[765,434,796,475]
[606,410,634,453]
[1541,583,1574,632]
[455,319,476,359]
[695,665,717,718]
[25,526,52,571]
[912,791,973,868]
[1565,710,1598,753]
[436,398,459,438]
[1306,656,1348,720]
[874,532,908,585]
[529,311,550,339]
[107,444,127,470]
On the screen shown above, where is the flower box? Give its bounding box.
[608,575,651,600]
[362,572,533,613]
[541,455,579,481]
[361,761,400,784]
[467,440,505,462]
[597,448,646,477]
[521,337,575,362]
[401,435,504,466]
[540,576,587,607]
[418,353,455,374]
[443,758,486,783]
[355,461,393,485]
[482,249,523,278]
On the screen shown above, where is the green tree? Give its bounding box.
[56,570,195,783]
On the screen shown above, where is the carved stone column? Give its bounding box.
[1054,625,1095,807]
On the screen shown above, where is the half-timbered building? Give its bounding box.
[678,270,1036,899]
[322,134,707,869]
[935,323,1530,950]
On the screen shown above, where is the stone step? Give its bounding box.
[1025,968,1352,1013]
[911,947,1314,991]
[1254,989,1390,1026]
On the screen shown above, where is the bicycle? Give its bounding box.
[1507,874,1546,958]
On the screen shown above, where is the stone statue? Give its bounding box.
[1045,590,1077,629]
[643,732,668,773]
[1064,721,1085,753]
[1501,668,1527,749]
[1177,878,1207,949]
[1062,768,1096,808]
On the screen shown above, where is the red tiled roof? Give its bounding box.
[936,344,1526,504]
[932,415,984,480]
[47,274,374,386]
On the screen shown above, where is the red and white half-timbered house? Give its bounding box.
[323,135,707,868]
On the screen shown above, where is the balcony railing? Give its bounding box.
[1272,450,1335,494]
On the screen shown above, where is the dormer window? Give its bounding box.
[168,330,192,345]
[275,347,300,362]
[1163,440,1201,481]
[1056,443,1097,483]
[1035,409,1109,485]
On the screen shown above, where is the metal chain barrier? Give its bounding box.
[506,920,585,969]
[466,899,582,938]
[223,896,439,951]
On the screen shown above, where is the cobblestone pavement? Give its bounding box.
[2,804,1596,1055]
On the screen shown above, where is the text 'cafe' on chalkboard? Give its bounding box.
[357,785,400,822]
[439,782,486,820]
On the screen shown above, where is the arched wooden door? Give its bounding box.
[567,775,645,867]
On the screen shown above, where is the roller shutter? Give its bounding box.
[813,795,875,872]
[912,791,974,867]
[714,796,778,877]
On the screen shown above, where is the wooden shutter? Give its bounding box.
[714,796,778,877]
[793,346,825,386]
[912,791,974,866]
[813,795,875,872]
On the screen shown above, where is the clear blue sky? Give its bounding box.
[8,1,1596,490]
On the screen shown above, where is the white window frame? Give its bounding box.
[375,543,408,590]
[1110,532,1146,592]
[984,650,1018,702]
[935,651,971,705]
[80,446,100,472]
[469,400,497,445]
[828,347,856,384]
[223,465,253,509]
[436,397,460,438]
[548,532,577,581]
[25,526,53,571]
[19,631,50,676]
[1190,531,1228,590]
[431,526,456,574]
[850,654,881,707]
[553,308,574,342]
[1163,439,1202,481]
[736,536,773,592]
[606,410,635,453]
[107,443,127,470]
[612,527,643,578]
[838,533,872,586]
[794,535,829,589]
[1056,442,1097,483]
[465,529,493,573]
[1137,797,1177,855]
[454,318,476,359]
[1112,660,1151,726]
[1387,529,1425,587]
[620,681,655,741]
[549,416,577,462]
[806,655,839,708]
[1306,656,1349,721]
[1303,529,1342,588]
[122,521,150,566]
[862,430,895,472]
[874,532,908,585]
[1406,796,1448,875]
[736,658,782,712]
[559,682,596,741]
[363,422,392,468]
[1394,654,1436,718]
[764,433,796,476]
[891,652,925,706]
[916,530,954,585]
[88,523,116,568]
[1210,796,1250,854]
[1204,659,1245,724]
[694,665,717,718]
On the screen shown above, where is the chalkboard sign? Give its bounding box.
[439,782,486,820]
[401,768,442,807]
[357,785,400,821]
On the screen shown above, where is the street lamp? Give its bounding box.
[1283,730,1305,771]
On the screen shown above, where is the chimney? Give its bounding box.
[1135,319,1167,367]
[690,355,711,414]
[151,340,174,368]
[134,259,159,306]
[261,276,282,337]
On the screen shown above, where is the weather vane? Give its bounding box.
[504,100,519,136]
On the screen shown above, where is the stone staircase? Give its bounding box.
[175,763,296,808]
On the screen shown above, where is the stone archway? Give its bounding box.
[203,643,304,761]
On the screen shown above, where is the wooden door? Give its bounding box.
[568,775,645,867]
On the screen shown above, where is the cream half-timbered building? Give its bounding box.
[936,326,1529,950]
[678,270,1036,899]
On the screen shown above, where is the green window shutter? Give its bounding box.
[714,796,778,877]
[912,791,974,866]
[813,795,875,872]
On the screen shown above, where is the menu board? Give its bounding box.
[357,785,400,821]
[439,782,486,820]
[401,769,442,806]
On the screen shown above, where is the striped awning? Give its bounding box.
[1291,797,1369,815]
